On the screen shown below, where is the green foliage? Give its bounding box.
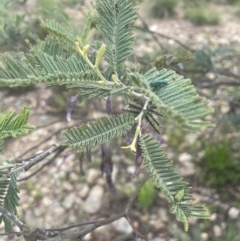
[198,139,240,187]
[141,68,214,131]
[0,1,27,46]
[140,135,209,231]
[0,106,34,143]
[226,0,240,4]
[37,0,69,24]
[193,48,214,71]
[0,0,214,233]
[144,0,180,18]
[64,114,136,152]
[94,0,138,75]
[213,224,240,241]
[62,0,85,7]
[0,173,20,232]
[166,125,185,148]
[0,0,73,48]
[40,19,76,50]
[185,3,220,25]
[137,180,156,208]
[0,107,32,232]
[170,225,203,241]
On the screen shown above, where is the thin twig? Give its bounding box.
[0,206,25,231]
[8,144,61,177]
[137,15,165,52]
[0,173,149,240]
[199,80,240,88]
[18,147,66,182]
[44,221,101,232]
[125,175,148,213]
[0,231,22,236]
[136,16,195,53]
[18,122,80,160]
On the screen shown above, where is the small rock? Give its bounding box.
[86,169,100,184]
[228,207,240,219]
[178,161,195,176]
[210,213,217,221]
[213,225,222,237]
[192,193,202,205]
[127,165,136,174]
[62,193,77,209]
[79,185,89,198]
[54,206,65,216]
[25,210,43,227]
[221,222,226,230]
[158,208,169,222]
[83,233,91,241]
[201,188,212,196]
[185,133,198,145]
[178,152,192,162]
[82,185,104,214]
[70,172,80,182]
[149,219,165,229]
[178,153,195,176]
[112,166,118,182]
[112,217,133,234]
[150,238,165,241]
[63,182,73,191]
[201,232,208,240]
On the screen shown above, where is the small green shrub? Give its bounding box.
[185,4,220,25]
[213,224,240,241]
[137,180,156,208]
[226,0,240,4]
[145,0,180,18]
[198,140,240,187]
[236,3,240,16]
[170,226,203,241]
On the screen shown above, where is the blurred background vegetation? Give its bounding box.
[0,0,240,240]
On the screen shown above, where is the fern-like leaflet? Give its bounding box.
[0,107,33,232]
[140,135,209,230]
[0,172,20,232]
[0,106,34,140]
[64,114,136,152]
[95,0,137,75]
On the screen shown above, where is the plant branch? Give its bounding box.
[7,144,61,177]
[44,175,148,241]
[199,80,240,88]
[18,146,66,182]
[0,206,25,231]
[136,16,195,53]
[17,122,81,160]
[0,174,148,240]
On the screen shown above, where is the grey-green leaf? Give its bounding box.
[64,114,136,151]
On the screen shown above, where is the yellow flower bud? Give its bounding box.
[95,44,106,67]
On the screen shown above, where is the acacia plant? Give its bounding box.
[0,0,214,239]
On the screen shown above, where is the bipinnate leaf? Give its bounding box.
[95,0,137,74]
[64,114,136,152]
[40,19,77,50]
[143,68,214,131]
[0,173,20,232]
[0,106,34,140]
[128,68,214,132]
[139,134,209,231]
[0,53,37,87]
